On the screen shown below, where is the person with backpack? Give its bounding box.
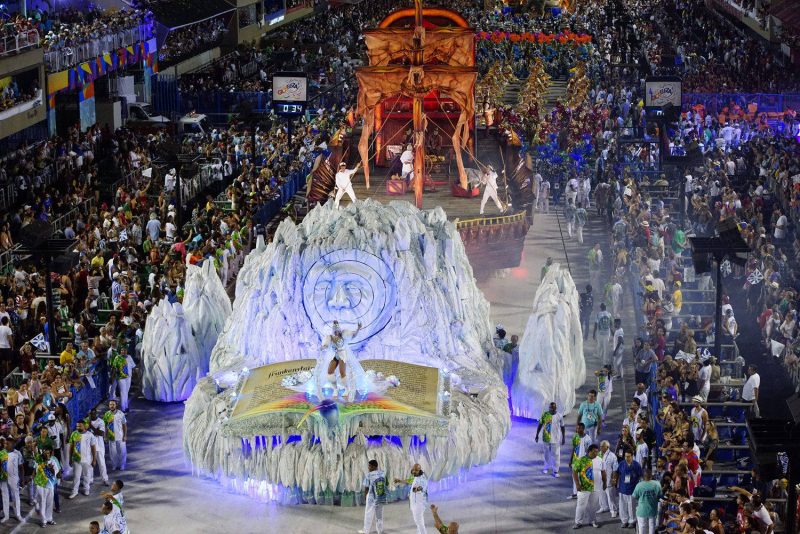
[360,459,387,534]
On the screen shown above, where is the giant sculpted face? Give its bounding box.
[302,249,397,344]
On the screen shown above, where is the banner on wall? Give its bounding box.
[47,38,158,96]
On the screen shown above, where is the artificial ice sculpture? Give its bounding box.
[183,200,510,503]
[183,260,232,363]
[511,263,585,419]
[141,300,204,402]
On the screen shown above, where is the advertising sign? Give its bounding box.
[272,72,307,103]
[645,77,682,108]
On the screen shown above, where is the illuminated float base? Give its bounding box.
[182,200,510,503]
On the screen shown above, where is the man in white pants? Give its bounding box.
[598,441,619,517]
[479,166,504,215]
[394,464,427,534]
[1,437,23,523]
[104,401,127,471]
[535,402,565,477]
[68,420,96,499]
[593,303,613,366]
[400,145,414,184]
[616,451,643,529]
[572,444,602,529]
[565,199,577,238]
[115,347,136,412]
[632,470,662,534]
[334,161,360,208]
[359,459,386,534]
[89,408,109,486]
[35,448,60,527]
[538,178,551,213]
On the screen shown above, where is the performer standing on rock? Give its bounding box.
[319,320,362,400]
[479,165,504,215]
[334,161,360,208]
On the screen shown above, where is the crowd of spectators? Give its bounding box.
[0,74,40,113]
[514,0,800,531]
[642,0,800,92]
[158,16,229,66]
[1,6,151,54]
[179,46,268,95]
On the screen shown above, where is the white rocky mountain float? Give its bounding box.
[141,260,231,402]
[182,200,510,503]
[511,262,586,419]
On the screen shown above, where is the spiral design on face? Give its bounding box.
[302,250,397,344]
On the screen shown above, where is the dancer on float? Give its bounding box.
[317,320,366,402]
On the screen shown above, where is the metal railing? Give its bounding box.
[0,196,95,273]
[0,29,41,57]
[43,23,153,72]
[682,93,800,117]
[456,211,527,229]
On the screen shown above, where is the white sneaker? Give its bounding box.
[542,469,549,474]
[611,512,618,518]
[68,494,78,500]
[358,530,367,534]
[0,518,8,524]
[552,472,560,478]
[597,508,609,514]
[592,522,600,528]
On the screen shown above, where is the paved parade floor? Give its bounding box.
[10,207,639,534]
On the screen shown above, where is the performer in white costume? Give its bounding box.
[319,320,363,401]
[479,165,504,215]
[400,144,414,183]
[1,437,24,523]
[334,162,360,208]
[395,464,428,534]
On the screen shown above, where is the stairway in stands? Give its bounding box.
[499,76,568,111]
[637,184,789,527]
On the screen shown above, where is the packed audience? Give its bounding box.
[521,0,800,531]
[0,74,40,112]
[1,6,152,56]
[158,16,229,66]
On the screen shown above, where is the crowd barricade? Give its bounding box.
[65,366,109,430]
[0,29,41,57]
[50,197,96,235]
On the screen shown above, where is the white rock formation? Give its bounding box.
[183,200,510,501]
[511,263,585,419]
[141,300,204,402]
[183,260,232,363]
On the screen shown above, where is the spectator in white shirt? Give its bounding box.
[742,364,760,418]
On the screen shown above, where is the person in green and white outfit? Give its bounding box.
[572,444,603,529]
[535,402,565,477]
[67,420,96,499]
[568,423,593,498]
